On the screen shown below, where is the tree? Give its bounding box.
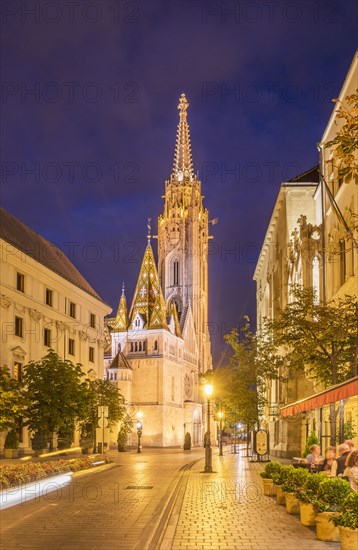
[261,286,358,388]
[325,92,358,185]
[0,366,26,431]
[79,379,127,451]
[22,351,89,450]
[209,318,284,430]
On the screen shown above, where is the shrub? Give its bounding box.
[313,477,352,513]
[282,466,310,494]
[303,432,319,458]
[330,492,358,529]
[31,432,48,451]
[296,472,327,503]
[183,432,191,450]
[260,461,282,479]
[272,464,292,486]
[4,430,19,450]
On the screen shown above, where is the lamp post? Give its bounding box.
[136,411,143,453]
[218,411,224,456]
[204,384,213,473]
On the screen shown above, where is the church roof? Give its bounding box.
[128,243,168,330]
[171,93,195,183]
[0,207,104,303]
[108,351,132,370]
[114,282,128,331]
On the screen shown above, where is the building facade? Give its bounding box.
[0,208,111,452]
[105,94,213,447]
[254,51,358,457]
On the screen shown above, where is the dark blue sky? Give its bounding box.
[1,0,357,365]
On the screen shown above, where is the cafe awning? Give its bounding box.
[280,376,358,417]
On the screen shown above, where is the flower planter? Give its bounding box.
[316,512,340,542]
[300,502,317,526]
[262,478,276,496]
[4,449,18,459]
[276,485,286,505]
[339,526,358,550]
[285,492,300,514]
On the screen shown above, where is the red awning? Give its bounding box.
[280,377,358,417]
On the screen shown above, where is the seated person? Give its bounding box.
[319,446,337,475]
[343,449,358,491]
[332,443,351,476]
[305,444,323,469]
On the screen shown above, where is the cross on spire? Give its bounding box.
[147,217,152,245]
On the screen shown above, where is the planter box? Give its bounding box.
[340,526,358,550]
[263,478,276,497]
[285,492,300,514]
[300,502,317,526]
[4,449,18,459]
[275,485,286,505]
[316,512,340,542]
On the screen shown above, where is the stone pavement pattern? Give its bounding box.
[160,450,339,550]
[1,448,340,550]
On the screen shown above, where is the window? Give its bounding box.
[13,362,22,381]
[69,302,76,318]
[15,316,23,337]
[17,272,24,292]
[339,240,346,286]
[68,338,75,356]
[90,313,96,328]
[154,340,158,351]
[173,260,179,285]
[44,328,51,347]
[89,347,94,363]
[46,288,53,307]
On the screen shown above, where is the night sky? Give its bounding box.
[2,0,357,366]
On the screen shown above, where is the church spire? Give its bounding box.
[171,93,194,183]
[115,281,128,331]
[128,241,168,330]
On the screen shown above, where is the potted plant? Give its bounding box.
[117,425,129,452]
[313,477,352,541]
[272,465,291,505]
[4,430,19,458]
[183,432,191,451]
[296,472,326,526]
[303,431,319,458]
[31,432,48,456]
[259,461,282,496]
[330,492,358,550]
[282,466,310,514]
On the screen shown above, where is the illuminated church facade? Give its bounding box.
[105,94,213,447]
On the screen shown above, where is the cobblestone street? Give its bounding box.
[0,447,340,550]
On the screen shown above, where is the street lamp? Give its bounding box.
[136,411,143,453]
[204,383,213,473]
[218,411,224,456]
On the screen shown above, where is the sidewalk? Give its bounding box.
[160,448,339,550]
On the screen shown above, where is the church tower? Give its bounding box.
[158,94,212,373]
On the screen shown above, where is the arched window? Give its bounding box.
[135,342,138,352]
[154,340,158,351]
[130,342,134,352]
[173,260,179,285]
[143,341,146,351]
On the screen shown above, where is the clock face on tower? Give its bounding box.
[184,373,193,398]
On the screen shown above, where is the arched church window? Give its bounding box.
[143,341,146,351]
[130,342,134,352]
[173,260,179,285]
[135,342,138,352]
[154,340,158,351]
[139,342,142,351]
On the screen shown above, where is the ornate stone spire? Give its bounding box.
[171,93,194,183]
[128,243,168,330]
[115,281,128,331]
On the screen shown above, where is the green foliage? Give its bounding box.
[271,464,292,486]
[303,432,320,458]
[260,461,282,479]
[31,432,48,451]
[296,472,327,503]
[261,287,358,388]
[313,477,352,513]
[23,351,89,449]
[57,428,73,450]
[330,492,358,529]
[183,432,191,450]
[117,415,133,452]
[282,466,310,493]
[325,92,358,185]
[0,366,26,430]
[344,419,357,440]
[4,430,19,450]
